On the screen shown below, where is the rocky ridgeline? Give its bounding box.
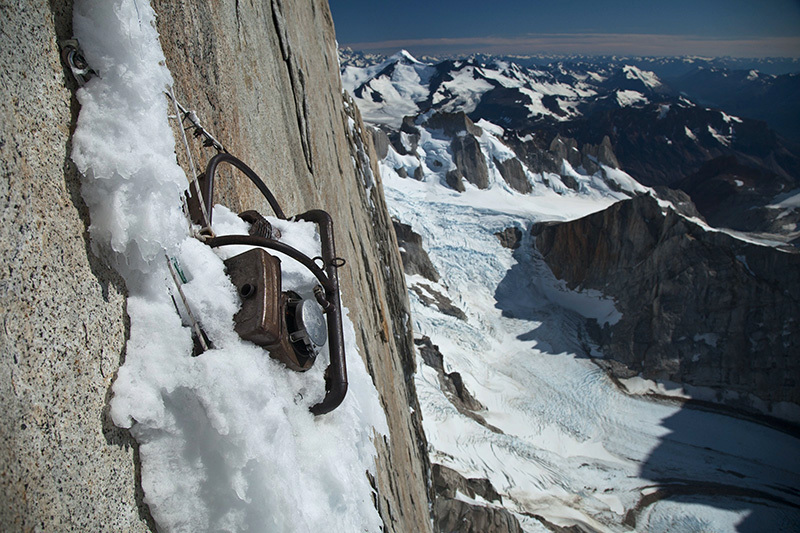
[432,464,523,533]
[678,156,800,241]
[532,194,800,416]
[415,336,499,432]
[392,220,468,322]
[415,337,522,532]
[392,219,440,282]
[373,110,630,196]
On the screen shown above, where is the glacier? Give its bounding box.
[364,50,800,531]
[381,140,800,533]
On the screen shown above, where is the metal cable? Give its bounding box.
[168,87,214,236]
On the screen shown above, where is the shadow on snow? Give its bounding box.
[493,229,800,532]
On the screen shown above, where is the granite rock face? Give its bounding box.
[451,133,490,189]
[548,135,582,171]
[2,1,433,531]
[384,116,422,156]
[495,227,523,249]
[579,135,620,175]
[493,156,531,193]
[0,1,150,530]
[677,155,800,237]
[410,283,468,321]
[546,134,621,183]
[533,194,800,414]
[445,168,466,192]
[371,126,391,159]
[393,219,440,282]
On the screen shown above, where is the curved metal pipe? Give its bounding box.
[296,210,348,415]
[203,153,287,222]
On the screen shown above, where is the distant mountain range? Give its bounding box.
[341,48,800,141]
[341,49,800,240]
[340,48,800,75]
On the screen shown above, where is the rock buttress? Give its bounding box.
[152,0,433,530]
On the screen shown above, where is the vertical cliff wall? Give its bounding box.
[0,1,432,531]
[533,194,800,418]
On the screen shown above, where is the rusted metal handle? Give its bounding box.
[192,153,287,226]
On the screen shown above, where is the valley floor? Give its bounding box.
[382,169,800,532]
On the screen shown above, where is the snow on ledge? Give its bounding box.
[71,1,388,531]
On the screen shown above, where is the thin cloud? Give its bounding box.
[341,33,800,58]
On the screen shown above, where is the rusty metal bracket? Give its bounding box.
[194,153,347,415]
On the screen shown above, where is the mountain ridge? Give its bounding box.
[342,48,800,243]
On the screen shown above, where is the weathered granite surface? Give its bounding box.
[2,0,433,531]
[446,168,467,192]
[0,1,151,530]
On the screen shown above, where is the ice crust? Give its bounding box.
[71,2,386,531]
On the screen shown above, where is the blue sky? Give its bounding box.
[330,0,800,57]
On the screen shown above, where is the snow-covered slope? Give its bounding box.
[341,50,438,127]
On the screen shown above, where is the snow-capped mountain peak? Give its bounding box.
[622,64,663,89]
[391,48,425,65]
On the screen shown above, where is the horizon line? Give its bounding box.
[338,33,800,59]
